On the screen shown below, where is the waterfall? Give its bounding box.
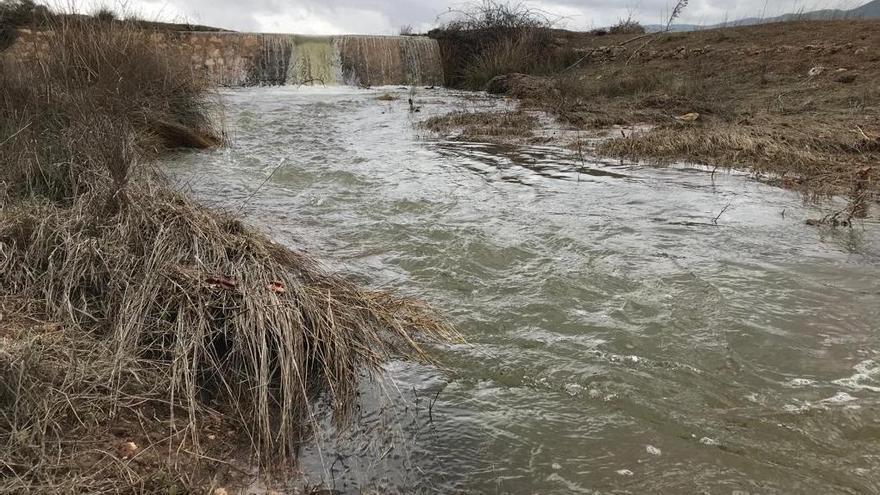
[179,32,444,87]
[287,36,342,86]
[337,36,444,86]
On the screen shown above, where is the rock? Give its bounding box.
[675,112,701,123]
[835,72,858,84]
[117,441,138,459]
[484,73,552,99]
[807,66,825,77]
[485,74,514,95]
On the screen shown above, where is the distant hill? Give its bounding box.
[644,0,880,32]
[853,0,880,15]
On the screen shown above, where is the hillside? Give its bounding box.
[854,0,880,16]
[646,0,880,32]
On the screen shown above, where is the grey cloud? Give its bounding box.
[117,0,872,33]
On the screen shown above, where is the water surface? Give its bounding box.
[167,87,880,494]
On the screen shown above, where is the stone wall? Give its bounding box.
[6,29,445,88]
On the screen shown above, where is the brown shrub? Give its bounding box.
[429,1,576,89]
[609,18,645,35]
[422,109,538,140]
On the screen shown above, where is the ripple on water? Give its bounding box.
[165,86,880,494]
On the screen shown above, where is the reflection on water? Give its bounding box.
[166,86,880,494]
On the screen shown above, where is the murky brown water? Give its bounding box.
[167,87,880,494]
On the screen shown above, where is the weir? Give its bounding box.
[174,32,445,87]
[7,29,445,87]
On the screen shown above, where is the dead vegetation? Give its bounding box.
[421,110,538,142]
[0,0,50,49]
[0,11,453,494]
[428,1,576,89]
[608,18,645,35]
[432,17,880,199]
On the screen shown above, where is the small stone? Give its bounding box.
[675,112,700,123]
[616,469,634,476]
[118,441,138,459]
[646,445,662,456]
[552,462,562,470]
[213,489,228,495]
[835,73,858,84]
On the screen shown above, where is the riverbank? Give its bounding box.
[0,11,451,494]
[427,20,879,207]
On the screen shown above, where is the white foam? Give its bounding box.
[832,360,880,392]
[787,378,816,387]
[821,391,858,403]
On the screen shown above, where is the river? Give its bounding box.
[166,86,880,494]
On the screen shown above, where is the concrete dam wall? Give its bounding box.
[166,32,445,87]
[9,30,445,87]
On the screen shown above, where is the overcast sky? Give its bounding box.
[69,0,870,34]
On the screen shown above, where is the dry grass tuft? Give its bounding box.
[599,122,877,195]
[422,110,538,141]
[0,11,454,494]
[608,18,645,35]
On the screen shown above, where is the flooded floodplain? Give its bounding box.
[167,87,880,494]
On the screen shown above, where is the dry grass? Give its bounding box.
[422,110,538,141]
[0,0,51,50]
[459,28,555,89]
[0,12,453,494]
[599,122,877,195]
[608,18,645,35]
[488,20,880,197]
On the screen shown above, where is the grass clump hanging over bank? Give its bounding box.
[0,12,453,494]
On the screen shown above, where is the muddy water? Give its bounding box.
[166,87,880,494]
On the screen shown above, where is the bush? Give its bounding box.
[431,1,563,89]
[609,18,646,35]
[0,0,49,50]
[440,0,550,31]
[94,7,116,23]
[461,28,553,89]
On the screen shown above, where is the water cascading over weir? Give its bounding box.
[168,32,445,87]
